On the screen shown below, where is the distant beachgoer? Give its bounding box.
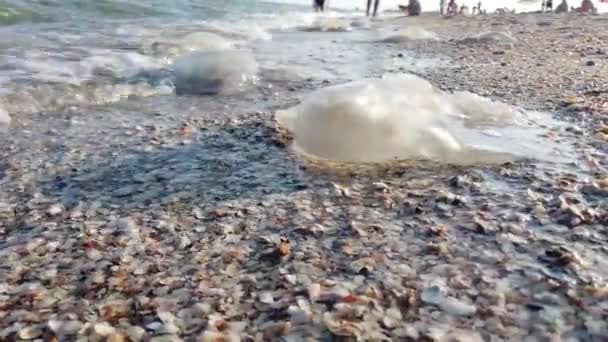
[546,0,554,10]
[447,0,458,14]
[440,0,446,15]
[399,0,421,15]
[541,0,546,10]
[367,0,380,16]
[576,0,597,12]
[314,0,325,12]
[555,0,569,12]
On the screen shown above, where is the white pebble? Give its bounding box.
[47,204,64,216]
[259,291,274,304]
[93,322,117,337]
[439,296,477,316]
[284,274,297,285]
[48,320,83,335]
[308,283,321,301]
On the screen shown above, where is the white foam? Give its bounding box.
[173,50,258,95]
[379,27,439,42]
[260,63,334,83]
[201,21,272,41]
[276,75,563,164]
[463,31,517,44]
[299,17,353,32]
[2,50,160,85]
[144,32,236,63]
[179,32,235,52]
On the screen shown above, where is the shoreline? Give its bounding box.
[2,11,608,341]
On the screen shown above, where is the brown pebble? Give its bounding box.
[278,238,289,257]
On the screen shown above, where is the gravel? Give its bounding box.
[1,11,608,341]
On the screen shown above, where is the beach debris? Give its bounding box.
[275,74,531,164]
[173,50,258,95]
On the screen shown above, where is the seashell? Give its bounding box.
[48,320,83,336]
[18,326,43,340]
[93,322,118,337]
[323,312,364,339]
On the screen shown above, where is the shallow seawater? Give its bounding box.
[0,0,581,173]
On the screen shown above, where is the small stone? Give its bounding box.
[126,326,146,342]
[439,296,477,316]
[150,335,183,342]
[178,235,192,249]
[493,50,506,55]
[421,286,444,305]
[93,322,117,337]
[427,241,448,255]
[372,182,390,192]
[146,321,164,333]
[259,291,274,304]
[262,321,291,339]
[198,331,228,342]
[108,333,127,342]
[582,183,608,196]
[18,326,43,340]
[284,274,297,285]
[278,238,289,257]
[47,204,64,217]
[308,283,321,301]
[448,175,471,188]
[48,320,83,336]
[586,60,596,66]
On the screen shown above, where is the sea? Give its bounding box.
[0,0,605,123]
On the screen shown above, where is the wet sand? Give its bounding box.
[2,11,608,342]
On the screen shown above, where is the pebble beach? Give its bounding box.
[2,7,608,342]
